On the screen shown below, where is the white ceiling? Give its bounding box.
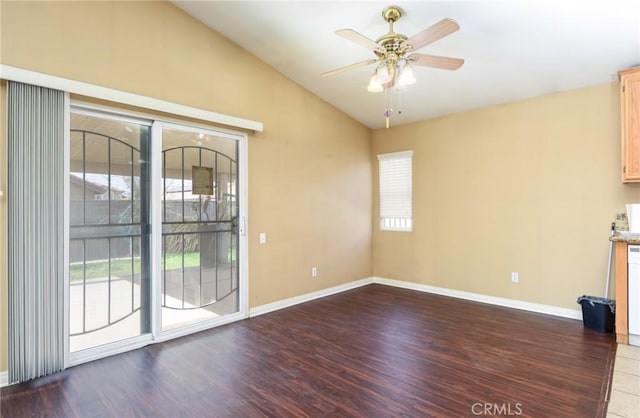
[172,1,640,129]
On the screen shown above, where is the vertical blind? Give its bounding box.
[378,150,413,231]
[7,81,65,383]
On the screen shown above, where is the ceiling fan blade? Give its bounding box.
[405,18,460,51]
[321,59,378,77]
[336,29,384,52]
[409,53,464,70]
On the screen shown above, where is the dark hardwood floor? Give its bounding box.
[1,284,615,417]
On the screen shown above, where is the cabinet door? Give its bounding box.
[620,67,640,182]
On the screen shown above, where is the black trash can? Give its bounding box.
[576,295,615,333]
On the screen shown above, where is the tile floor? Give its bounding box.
[607,344,640,417]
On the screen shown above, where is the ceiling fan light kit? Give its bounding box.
[396,60,416,87]
[367,73,384,92]
[323,5,464,128]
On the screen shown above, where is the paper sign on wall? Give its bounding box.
[192,166,214,195]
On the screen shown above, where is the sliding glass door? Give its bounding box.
[69,110,151,353]
[68,108,245,359]
[159,124,240,331]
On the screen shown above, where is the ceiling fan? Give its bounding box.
[322,5,464,91]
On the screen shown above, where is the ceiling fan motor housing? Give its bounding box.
[376,6,410,67]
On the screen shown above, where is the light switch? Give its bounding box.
[259,232,267,244]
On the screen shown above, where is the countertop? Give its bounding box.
[610,233,640,244]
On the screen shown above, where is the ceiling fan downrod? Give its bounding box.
[376,6,408,58]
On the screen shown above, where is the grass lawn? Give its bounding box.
[70,252,199,282]
[70,249,236,282]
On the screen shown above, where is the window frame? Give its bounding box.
[377,150,413,232]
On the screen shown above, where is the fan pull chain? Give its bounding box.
[384,87,393,129]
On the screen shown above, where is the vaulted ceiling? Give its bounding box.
[172,1,640,129]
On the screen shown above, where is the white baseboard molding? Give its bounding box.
[249,275,581,321]
[372,276,582,320]
[0,371,8,387]
[249,277,373,317]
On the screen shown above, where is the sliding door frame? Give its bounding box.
[66,101,249,366]
[67,106,155,367]
[151,120,249,342]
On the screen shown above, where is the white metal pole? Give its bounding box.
[605,222,615,299]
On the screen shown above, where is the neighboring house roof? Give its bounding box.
[69,173,127,196]
[70,173,209,201]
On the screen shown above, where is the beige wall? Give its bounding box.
[0,1,373,372]
[373,83,640,309]
[1,0,637,377]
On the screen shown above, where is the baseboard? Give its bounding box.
[249,277,374,317]
[373,276,582,320]
[0,370,8,387]
[249,275,581,321]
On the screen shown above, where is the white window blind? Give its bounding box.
[377,150,413,231]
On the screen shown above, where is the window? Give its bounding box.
[378,150,413,231]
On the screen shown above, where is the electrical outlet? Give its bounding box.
[259,233,266,244]
[311,267,318,277]
[511,272,519,283]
